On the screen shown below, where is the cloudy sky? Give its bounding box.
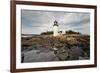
[21,9,90,35]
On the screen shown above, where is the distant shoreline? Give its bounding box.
[21,33,90,38]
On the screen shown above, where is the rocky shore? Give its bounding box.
[21,34,90,63]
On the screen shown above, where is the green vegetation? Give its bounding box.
[66,30,81,34]
[40,31,53,35]
[40,30,81,35]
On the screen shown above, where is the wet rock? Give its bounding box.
[68,46,83,60]
[55,47,69,61]
[23,50,59,62]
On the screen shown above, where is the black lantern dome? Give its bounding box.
[53,20,58,26]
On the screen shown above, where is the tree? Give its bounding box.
[40,31,53,35]
[66,30,81,34]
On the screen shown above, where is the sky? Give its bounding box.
[21,9,90,35]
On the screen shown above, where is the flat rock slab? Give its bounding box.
[23,49,59,63]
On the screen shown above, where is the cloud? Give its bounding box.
[21,9,90,34]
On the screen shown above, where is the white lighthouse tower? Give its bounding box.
[53,20,59,36]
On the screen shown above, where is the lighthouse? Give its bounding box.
[53,20,59,36]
